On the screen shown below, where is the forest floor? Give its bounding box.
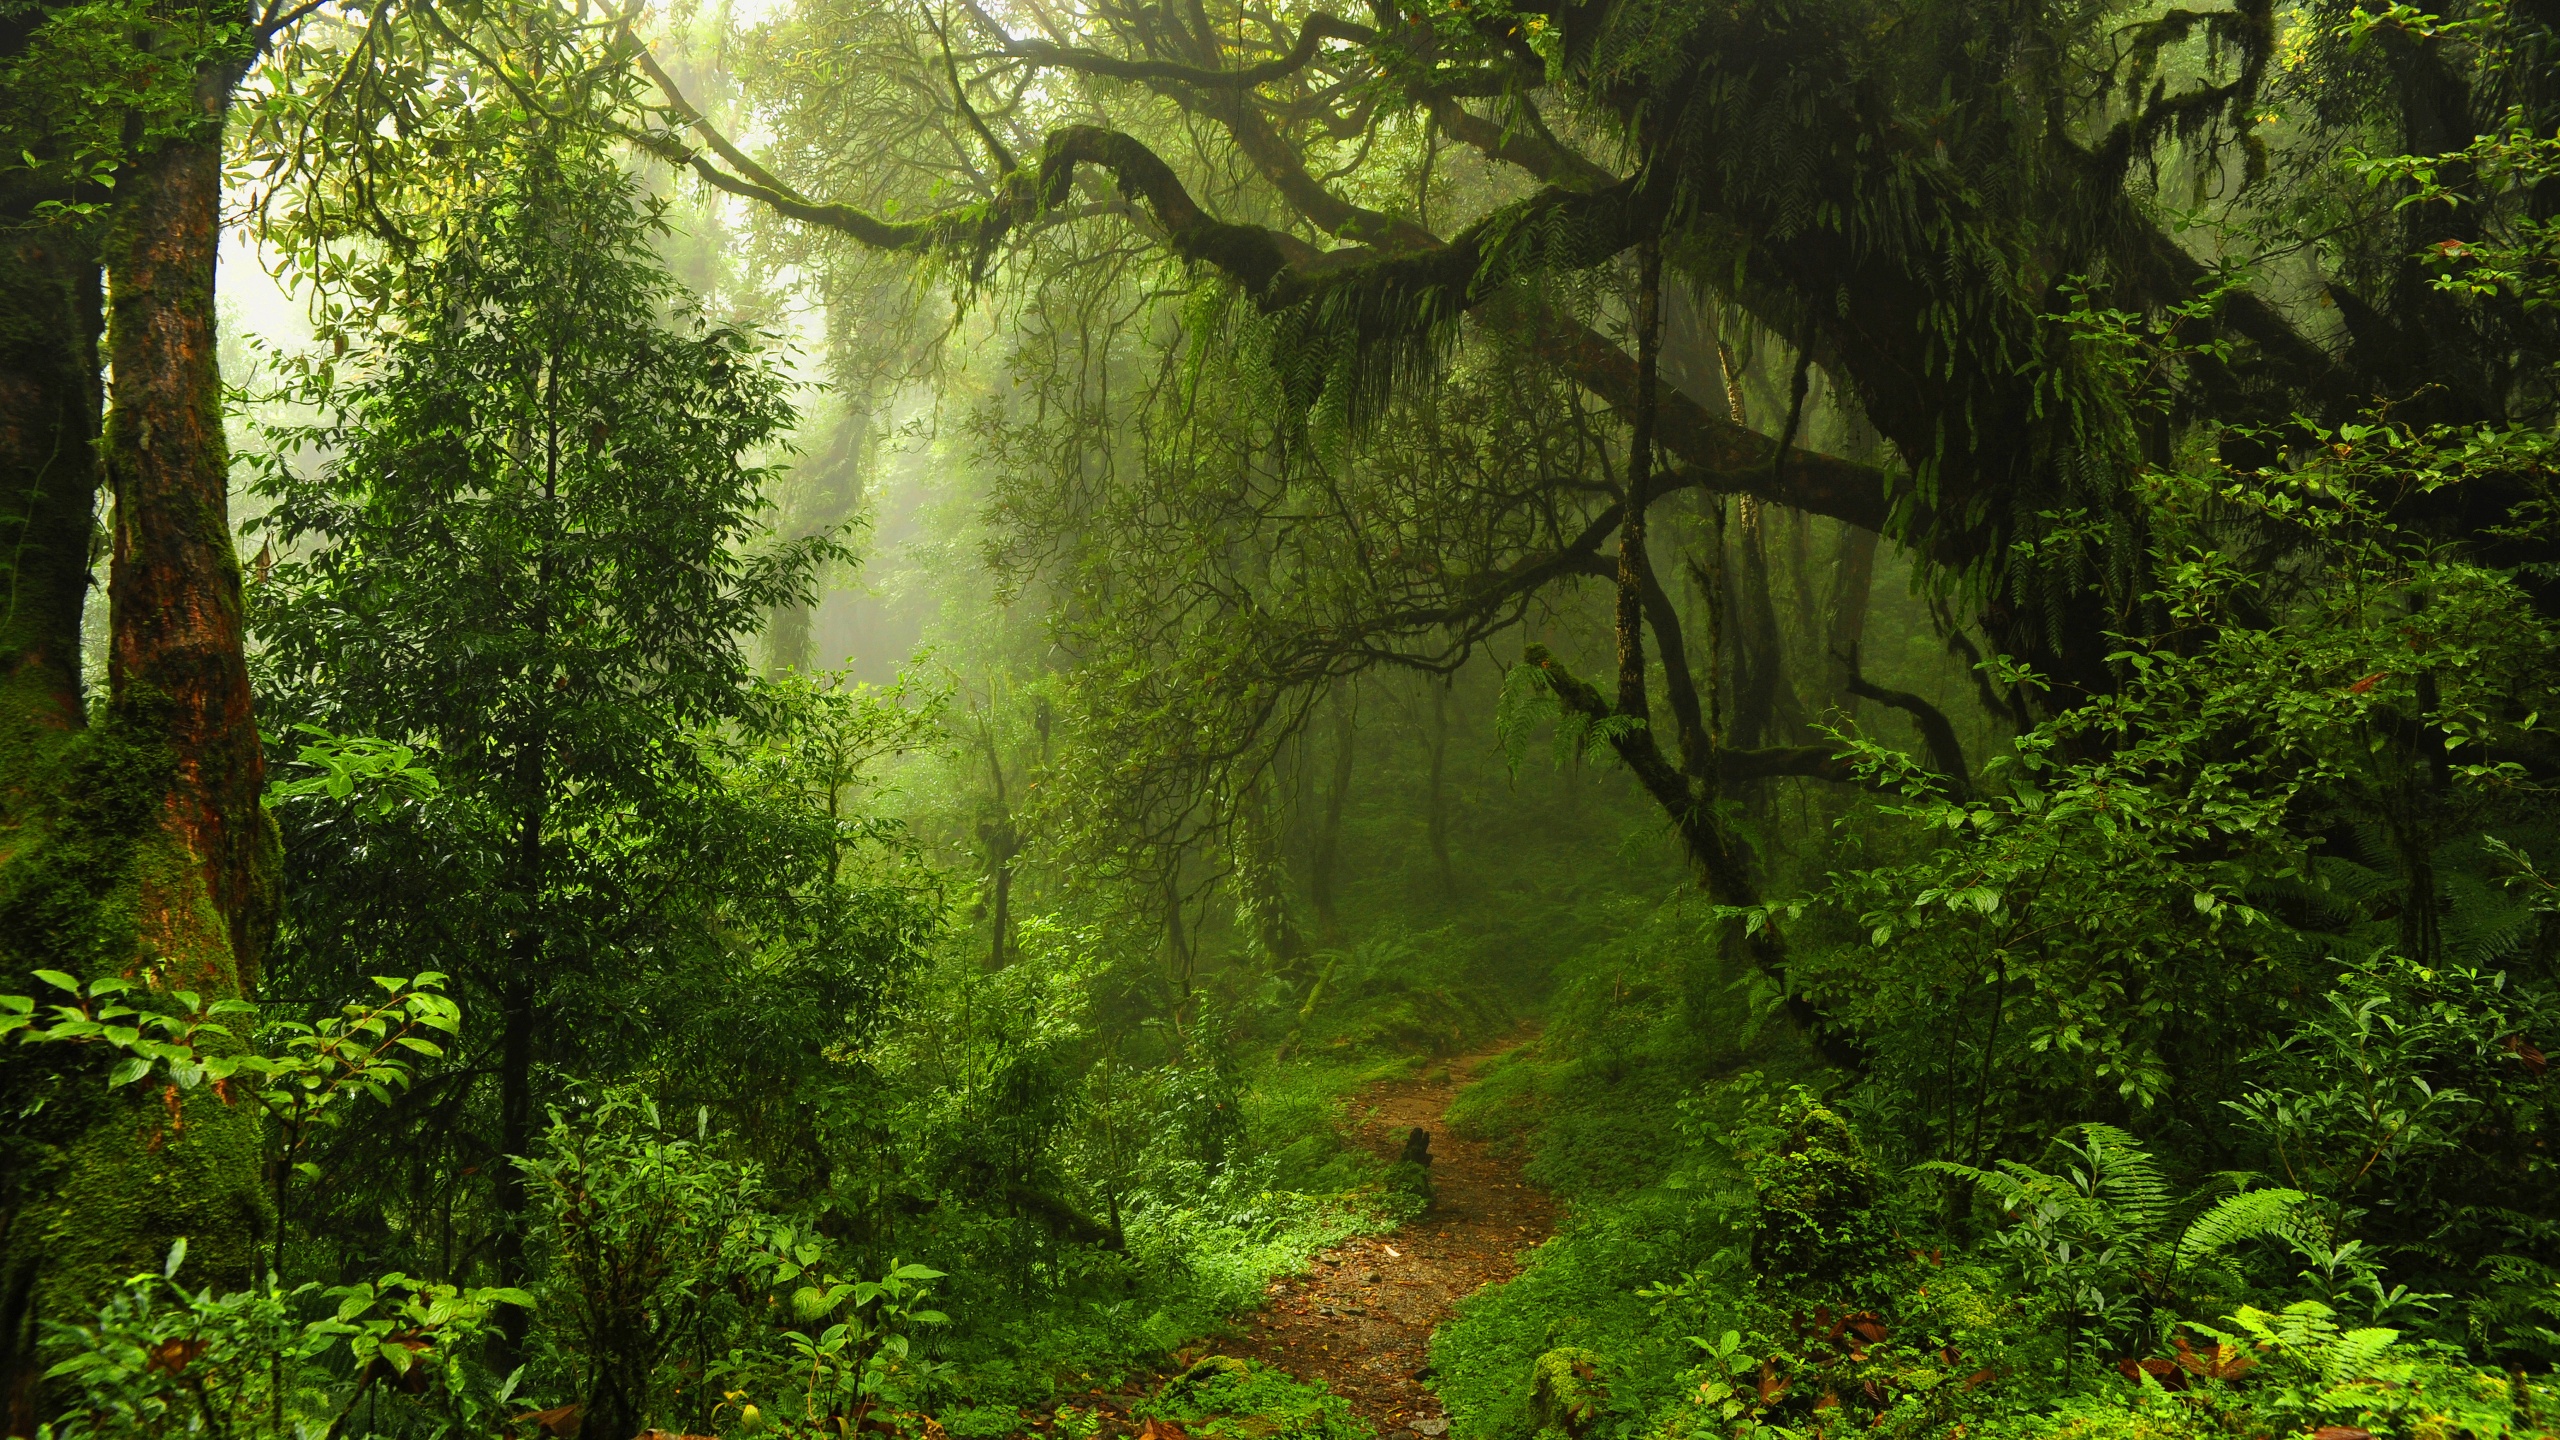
[1211,1034,1557,1434]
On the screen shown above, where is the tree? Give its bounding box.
[246,143,842,1330]
[606,0,2554,1056]
[1,0,313,1415]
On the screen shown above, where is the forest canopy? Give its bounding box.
[1,0,2557,1434]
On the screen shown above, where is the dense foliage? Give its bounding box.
[3,0,2558,1435]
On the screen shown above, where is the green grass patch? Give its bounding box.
[1423,900,1823,1440]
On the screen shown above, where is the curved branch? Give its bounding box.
[1845,646,1973,800]
[633,25,1911,545]
[1522,647,1859,1070]
[926,3,1017,174]
[1718,744,1860,786]
[987,10,1380,88]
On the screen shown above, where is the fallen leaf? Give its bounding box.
[2504,1035,2548,1075]
[146,1339,207,1376]
[517,1403,583,1437]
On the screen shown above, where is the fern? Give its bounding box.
[1495,659,1558,775]
[1915,1157,2068,1216]
[1494,657,1645,772]
[2320,1326,2405,1386]
[2173,1187,2309,1272]
[2070,1124,2173,1239]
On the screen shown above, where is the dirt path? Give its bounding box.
[1208,1037,1556,1435]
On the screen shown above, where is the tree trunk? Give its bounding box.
[104,125,278,982]
[1231,767,1304,971]
[989,858,1015,968]
[0,225,101,738]
[766,403,866,676]
[1425,674,1454,899]
[977,722,1019,969]
[1727,511,1789,751]
[1307,680,1356,941]
[1824,524,1879,713]
[0,208,103,1440]
[497,328,564,1365]
[493,804,541,1366]
[2,67,276,1430]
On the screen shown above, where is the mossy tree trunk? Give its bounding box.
[0,186,105,1440]
[104,104,278,988]
[0,223,101,741]
[0,51,277,1436]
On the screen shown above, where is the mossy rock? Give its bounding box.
[1165,1355,1252,1394]
[1528,1347,1608,1440]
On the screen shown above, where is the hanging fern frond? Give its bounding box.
[1496,659,1561,777]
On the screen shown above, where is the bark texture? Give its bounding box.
[103,123,278,989]
[1,56,276,1434]
[0,226,101,744]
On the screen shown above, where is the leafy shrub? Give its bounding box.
[39,1243,524,1440]
[1739,1089,1893,1300]
[1133,1357,1365,1440]
[525,1090,766,1440]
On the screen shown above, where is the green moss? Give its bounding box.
[1133,1357,1365,1440]
[1528,1348,1608,1440]
[0,706,271,1345]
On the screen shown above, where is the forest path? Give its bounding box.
[1209,1034,1557,1435]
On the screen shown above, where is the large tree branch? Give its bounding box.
[972,4,1380,89]
[1562,542,1712,778]
[633,31,1911,544]
[1718,744,1860,785]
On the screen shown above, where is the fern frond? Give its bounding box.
[2074,1124,2172,1238]
[1495,660,1559,776]
[2173,1187,2308,1271]
[1914,1159,2054,1214]
[2319,1327,2404,1386]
